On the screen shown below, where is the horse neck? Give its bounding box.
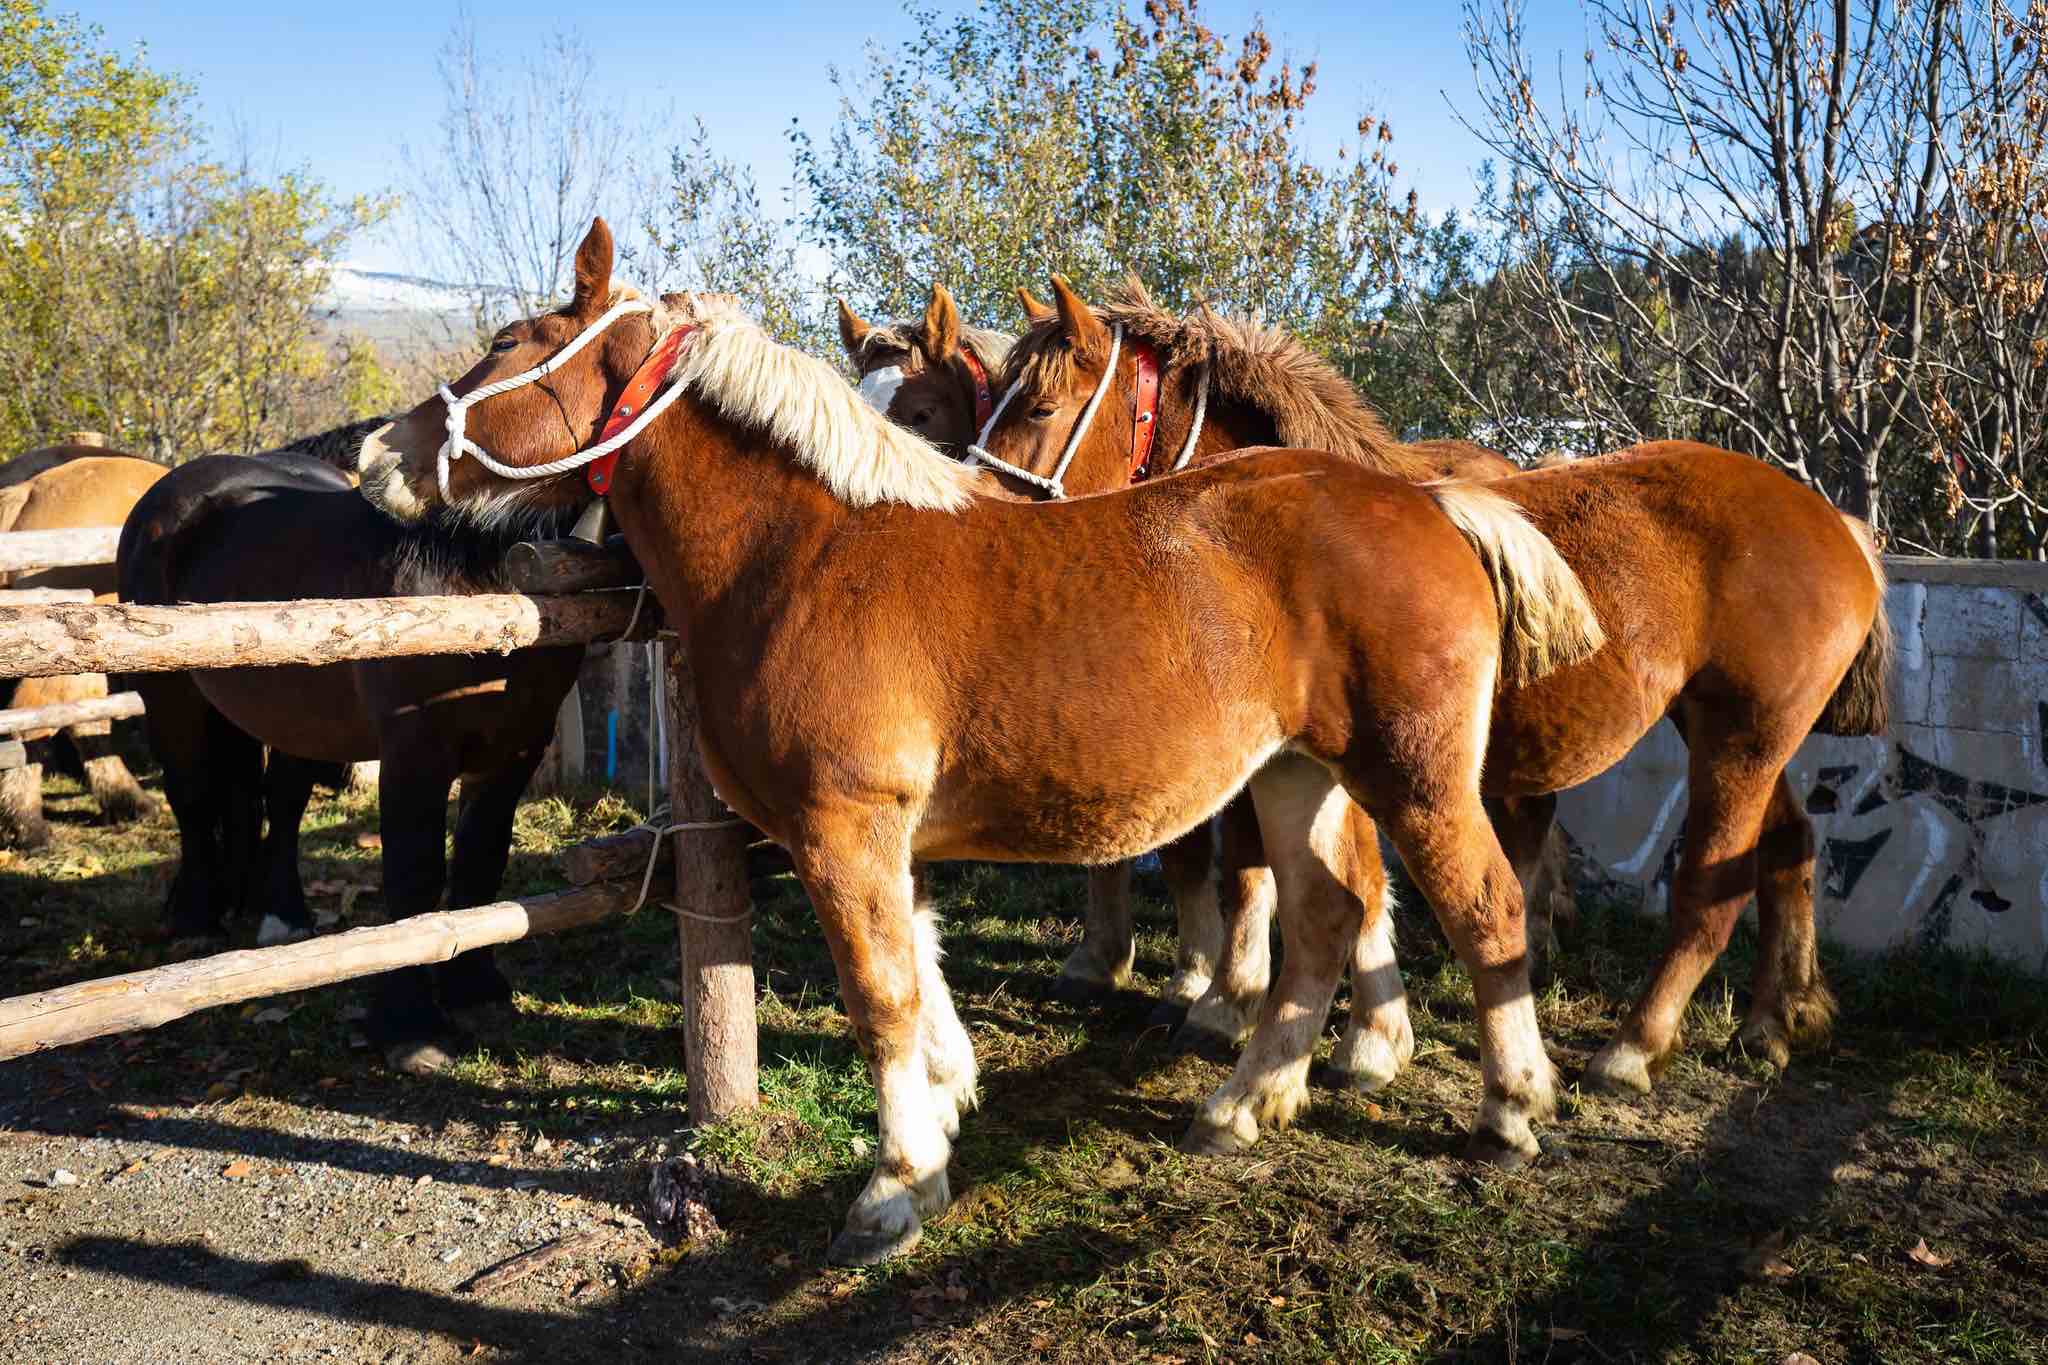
[1058,361,1276,495]
[605,402,848,645]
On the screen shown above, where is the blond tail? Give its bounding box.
[1428,482,1606,687]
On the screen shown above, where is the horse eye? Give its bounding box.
[1029,404,1058,420]
[491,335,519,353]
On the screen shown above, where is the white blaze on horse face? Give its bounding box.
[857,365,907,416]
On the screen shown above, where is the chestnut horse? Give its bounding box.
[839,288,1235,1022]
[119,452,585,1071]
[978,275,1892,1096]
[363,219,1608,1261]
[842,283,1577,1064]
[0,455,166,845]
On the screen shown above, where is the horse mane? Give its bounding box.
[670,297,980,512]
[1004,279,1442,483]
[853,318,1017,378]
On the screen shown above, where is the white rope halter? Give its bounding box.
[433,297,691,501]
[962,323,1209,498]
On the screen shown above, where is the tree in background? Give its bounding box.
[648,123,823,351]
[1460,0,2048,556]
[403,17,667,334]
[0,0,381,458]
[788,0,1426,401]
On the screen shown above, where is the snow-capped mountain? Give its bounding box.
[315,264,516,351]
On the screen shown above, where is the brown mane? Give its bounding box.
[1000,278,1443,483]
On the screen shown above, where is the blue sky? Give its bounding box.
[81,0,1590,274]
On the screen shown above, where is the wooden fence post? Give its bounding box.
[663,644,759,1125]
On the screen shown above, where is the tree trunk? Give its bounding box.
[664,643,759,1125]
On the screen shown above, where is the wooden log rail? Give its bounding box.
[0,691,145,735]
[0,871,671,1062]
[0,526,121,574]
[0,591,657,681]
[0,587,96,605]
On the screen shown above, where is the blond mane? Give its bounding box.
[1002,279,1442,483]
[669,297,981,513]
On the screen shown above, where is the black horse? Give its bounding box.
[118,453,585,1071]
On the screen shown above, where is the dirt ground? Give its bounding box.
[3,760,2046,1363]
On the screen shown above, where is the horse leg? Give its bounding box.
[437,756,548,1019]
[1148,819,1222,1032]
[1329,801,1411,1092]
[1584,723,1783,1094]
[796,813,952,1266]
[1183,756,1367,1155]
[1377,781,1554,1166]
[1737,770,1838,1068]
[365,754,462,1073]
[912,868,978,1141]
[254,753,331,947]
[69,709,155,825]
[1489,794,1563,985]
[1055,861,1136,1002]
[0,761,47,849]
[1178,794,1274,1048]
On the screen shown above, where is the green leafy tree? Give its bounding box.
[788,0,1424,373]
[0,1,383,458]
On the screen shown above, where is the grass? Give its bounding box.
[3,749,2047,1362]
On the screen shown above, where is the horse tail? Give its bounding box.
[1813,513,1892,736]
[1427,481,1606,687]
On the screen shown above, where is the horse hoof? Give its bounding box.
[1464,1128,1538,1171]
[1179,1117,1255,1158]
[827,1222,922,1267]
[1736,1023,1792,1071]
[1050,975,1113,1007]
[1145,1000,1190,1038]
[256,913,313,947]
[384,1041,457,1076]
[1583,1042,1655,1095]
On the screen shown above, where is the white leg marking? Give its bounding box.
[1332,883,1413,1092]
[913,905,978,1139]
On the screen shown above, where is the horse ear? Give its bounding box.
[1017,286,1055,324]
[923,283,961,360]
[836,297,872,358]
[1049,275,1108,356]
[571,218,614,317]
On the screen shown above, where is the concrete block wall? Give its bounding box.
[1556,556,2048,975]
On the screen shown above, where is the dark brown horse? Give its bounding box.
[363,219,1611,1259]
[978,275,1892,1096]
[119,451,585,1072]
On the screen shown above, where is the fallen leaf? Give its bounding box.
[113,1161,144,1178]
[1782,1354,1820,1365]
[1268,1295,1287,1307]
[1907,1237,1952,1269]
[203,1082,237,1102]
[354,831,381,850]
[316,1077,341,1090]
[1030,1299,1052,1309]
[220,1160,254,1179]
[466,1340,486,1357]
[1551,1326,1588,1341]
[1030,1335,1053,1351]
[484,1154,511,1167]
[251,1007,291,1025]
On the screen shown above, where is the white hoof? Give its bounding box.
[256,913,312,947]
[1330,1021,1412,1093]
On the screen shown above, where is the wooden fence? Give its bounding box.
[0,526,758,1125]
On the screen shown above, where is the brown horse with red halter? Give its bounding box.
[364,218,1611,1262]
[845,282,1576,1074]
[978,275,1893,1097]
[839,287,1241,1027]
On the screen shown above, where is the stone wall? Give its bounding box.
[1557,556,2048,974]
